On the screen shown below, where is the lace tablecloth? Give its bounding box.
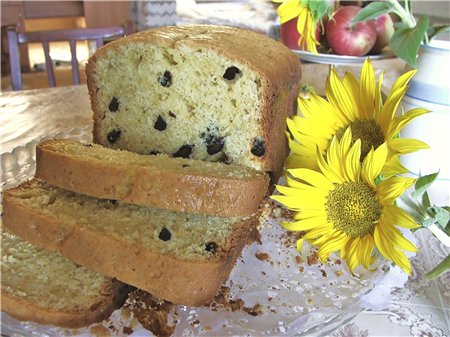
[1,65,449,336]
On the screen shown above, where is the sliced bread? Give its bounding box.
[1,228,129,328]
[35,139,269,217]
[2,179,258,306]
[86,25,301,179]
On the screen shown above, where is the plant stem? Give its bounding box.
[388,0,416,28]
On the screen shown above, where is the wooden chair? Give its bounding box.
[7,22,133,90]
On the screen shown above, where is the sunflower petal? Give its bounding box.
[296,238,305,252]
[374,226,397,262]
[378,85,408,133]
[286,176,318,190]
[317,146,344,184]
[277,0,302,23]
[327,68,357,121]
[359,59,376,120]
[276,185,327,200]
[382,156,409,178]
[362,143,388,185]
[346,139,362,182]
[294,209,327,220]
[318,233,348,261]
[282,215,328,231]
[339,127,353,158]
[288,168,335,190]
[346,239,361,272]
[374,71,385,114]
[388,108,430,138]
[377,176,416,204]
[359,235,375,269]
[302,223,334,241]
[382,205,421,229]
[391,69,416,93]
[381,222,418,252]
[388,138,430,154]
[375,224,414,274]
[343,71,361,114]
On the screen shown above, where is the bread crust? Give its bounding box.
[2,182,258,306]
[86,25,301,177]
[35,139,269,217]
[1,279,129,329]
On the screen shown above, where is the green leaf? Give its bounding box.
[423,217,436,228]
[427,25,450,41]
[429,207,450,228]
[422,191,431,209]
[306,0,332,23]
[412,171,439,199]
[352,2,395,23]
[390,15,430,67]
[426,254,450,279]
[397,195,426,222]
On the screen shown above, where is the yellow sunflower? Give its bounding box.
[274,0,320,53]
[272,128,420,275]
[286,59,429,177]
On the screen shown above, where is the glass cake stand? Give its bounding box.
[0,127,391,336]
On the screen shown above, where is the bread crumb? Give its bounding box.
[90,324,111,337]
[124,290,176,337]
[307,251,319,265]
[122,326,134,335]
[268,200,294,220]
[247,303,264,316]
[255,252,270,261]
[207,286,263,316]
[295,255,304,264]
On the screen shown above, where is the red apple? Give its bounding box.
[280,16,327,51]
[280,17,302,50]
[370,13,394,54]
[326,6,377,56]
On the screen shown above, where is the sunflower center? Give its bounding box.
[335,120,385,161]
[326,182,381,238]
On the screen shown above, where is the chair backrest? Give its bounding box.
[7,22,133,90]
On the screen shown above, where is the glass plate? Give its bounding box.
[293,49,390,65]
[0,127,390,336]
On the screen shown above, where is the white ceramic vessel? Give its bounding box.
[400,40,450,206]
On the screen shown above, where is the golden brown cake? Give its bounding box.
[2,179,258,306]
[35,139,269,217]
[86,24,301,180]
[1,229,129,328]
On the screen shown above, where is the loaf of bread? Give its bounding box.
[35,139,268,217]
[86,24,301,180]
[1,228,129,328]
[2,179,258,306]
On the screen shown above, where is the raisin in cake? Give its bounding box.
[86,24,301,179]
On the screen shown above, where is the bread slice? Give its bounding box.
[1,228,129,328]
[35,139,269,217]
[2,179,258,306]
[86,24,301,180]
